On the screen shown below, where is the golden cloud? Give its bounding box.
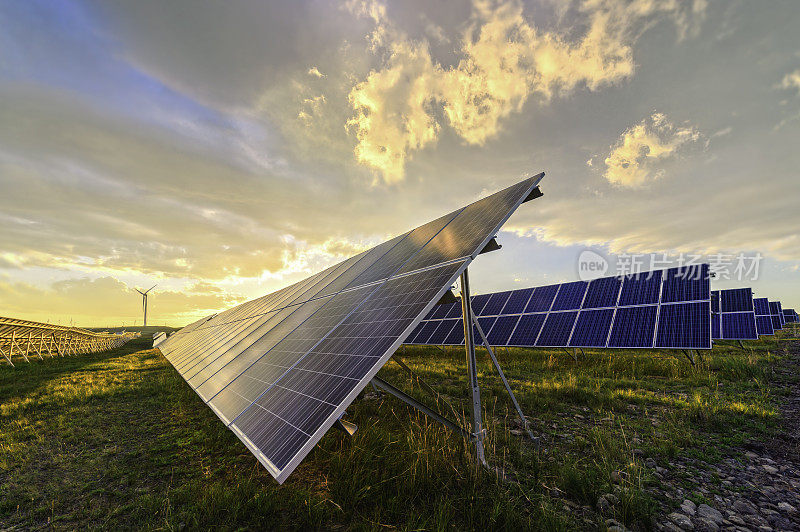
[345,0,707,183]
[602,112,702,187]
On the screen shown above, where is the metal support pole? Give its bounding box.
[471,314,535,440]
[393,355,463,426]
[562,348,578,362]
[371,376,471,440]
[682,349,695,365]
[460,268,487,467]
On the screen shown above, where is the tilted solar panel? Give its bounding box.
[784,309,799,323]
[157,174,544,483]
[711,288,757,341]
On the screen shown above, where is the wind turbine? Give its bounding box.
[135,285,157,327]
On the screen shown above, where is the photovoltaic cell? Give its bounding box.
[569,309,614,348]
[753,298,770,316]
[721,313,758,340]
[660,264,710,303]
[655,302,710,349]
[525,285,558,313]
[618,270,662,306]
[507,313,546,346]
[721,288,754,313]
[551,281,588,311]
[608,306,658,348]
[536,312,578,347]
[756,316,774,336]
[443,320,465,345]
[501,288,534,314]
[470,294,492,316]
[712,313,721,340]
[582,277,622,309]
[157,173,544,483]
[480,291,512,316]
[486,315,520,345]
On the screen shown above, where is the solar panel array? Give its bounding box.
[784,309,799,323]
[710,289,758,341]
[156,174,544,483]
[406,264,712,350]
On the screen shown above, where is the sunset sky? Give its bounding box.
[1,0,798,327]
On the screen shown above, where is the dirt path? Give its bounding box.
[654,339,800,532]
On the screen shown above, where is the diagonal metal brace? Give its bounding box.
[471,314,536,441]
[370,376,471,441]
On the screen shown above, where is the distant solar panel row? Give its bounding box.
[711,289,758,341]
[406,264,712,350]
[784,309,799,323]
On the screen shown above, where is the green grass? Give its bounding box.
[1,333,795,530]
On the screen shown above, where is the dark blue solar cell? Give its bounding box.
[536,311,578,347]
[618,270,662,306]
[771,315,783,330]
[406,320,428,343]
[569,309,614,347]
[721,312,758,340]
[507,313,546,346]
[430,302,456,320]
[754,298,770,316]
[486,315,520,346]
[414,320,441,344]
[769,301,780,315]
[583,277,622,309]
[525,284,559,312]
[608,306,657,348]
[444,302,463,319]
[721,288,754,313]
[427,319,459,344]
[501,288,534,314]
[655,302,711,349]
[470,294,491,315]
[777,302,785,326]
[480,291,512,316]
[756,316,774,336]
[551,281,589,311]
[712,313,721,340]
[661,264,710,303]
[443,321,465,345]
[474,316,497,341]
[785,309,799,323]
[711,291,720,313]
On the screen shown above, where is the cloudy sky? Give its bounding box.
[1,0,798,327]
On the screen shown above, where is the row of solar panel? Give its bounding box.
[407,301,710,349]
[406,265,712,349]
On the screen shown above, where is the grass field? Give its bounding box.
[1,332,796,530]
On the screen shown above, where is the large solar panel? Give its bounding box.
[157,174,545,483]
[711,289,758,341]
[407,264,711,349]
[784,309,799,323]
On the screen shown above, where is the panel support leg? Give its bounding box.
[370,376,470,440]
[392,355,462,422]
[471,314,536,441]
[682,349,695,365]
[562,348,578,362]
[460,268,488,467]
